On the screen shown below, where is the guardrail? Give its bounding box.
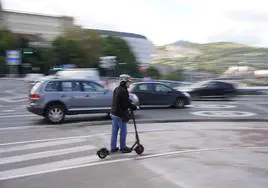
[238,86,268,92]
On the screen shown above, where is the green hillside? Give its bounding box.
[153,42,268,73]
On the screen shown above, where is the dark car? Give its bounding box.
[128,81,191,108]
[152,80,192,88]
[174,80,238,100]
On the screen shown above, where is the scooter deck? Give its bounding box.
[108,149,134,155]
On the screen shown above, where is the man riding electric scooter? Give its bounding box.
[110,74,137,153]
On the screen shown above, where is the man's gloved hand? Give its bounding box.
[131,104,137,111]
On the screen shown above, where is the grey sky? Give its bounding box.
[2,0,268,47]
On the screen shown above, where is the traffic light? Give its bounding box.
[23,48,34,55]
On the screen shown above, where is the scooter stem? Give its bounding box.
[130,109,140,144]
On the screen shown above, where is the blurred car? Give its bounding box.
[174,80,238,100]
[156,80,192,88]
[24,73,44,86]
[28,68,102,90]
[128,81,191,108]
[27,77,140,124]
[56,68,101,84]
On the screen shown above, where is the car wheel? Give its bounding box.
[175,98,185,108]
[45,104,65,124]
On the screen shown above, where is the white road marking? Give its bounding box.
[0,146,267,181]
[0,114,35,118]
[0,98,27,103]
[1,110,16,113]
[0,134,109,146]
[244,103,268,113]
[2,125,268,146]
[0,155,97,181]
[4,90,15,94]
[189,104,236,109]
[0,145,96,165]
[0,138,87,153]
[0,126,40,131]
[191,111,256,117]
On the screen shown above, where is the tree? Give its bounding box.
[102,36,140,77]
[51,36,86,67]
[51,29,103,69]
[63,28,102,68]
[145,66,160,79]
[0,29,17,76]
[83,30,102,68]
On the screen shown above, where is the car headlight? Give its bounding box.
[183,92,191,98]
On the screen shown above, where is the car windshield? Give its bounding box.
[189,80,210,88]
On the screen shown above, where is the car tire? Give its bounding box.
[45,104,65,124]
[174,98,185,108]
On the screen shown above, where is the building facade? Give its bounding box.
[0,1,154,65]
[93,29,154,66]
[1,10,74,42]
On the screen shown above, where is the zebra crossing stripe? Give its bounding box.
[1,146,268,181]
[0,145,96,165]
[0,138,87,153]
[0,155,98,181]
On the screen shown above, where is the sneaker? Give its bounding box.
[111,147,119,153]
[121,147,132,153]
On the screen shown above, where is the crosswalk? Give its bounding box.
[0,138,101,181]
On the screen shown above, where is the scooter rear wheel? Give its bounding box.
[97,148,109,159]
[135,144,144,155]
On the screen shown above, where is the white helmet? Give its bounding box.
[119,74,132,82]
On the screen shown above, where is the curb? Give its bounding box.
[0,78,26,81]
[238,95,268,97]
[87,118,268,126]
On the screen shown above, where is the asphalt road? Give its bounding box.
[1,79,268,188]
[0,79,268,129]
[1,122,268,188]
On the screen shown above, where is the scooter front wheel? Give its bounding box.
[135,144,144,155]
[97,148,109,159]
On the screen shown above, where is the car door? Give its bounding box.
[132,83,154,105]
[151,83,176,105]
[81,81,112,111]
[203,81,223,97]
[59,80,85,111]
[221,82,236,96]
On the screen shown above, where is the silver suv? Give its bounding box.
[27,77,140,124]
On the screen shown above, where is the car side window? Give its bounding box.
[155,84,172,92]
[61,81,82,92]
[82,81,105,92]
[45,81,59,92]
[137,84,149,92]
[206,82,218,88]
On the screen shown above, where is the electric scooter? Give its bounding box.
[96,109,144,159]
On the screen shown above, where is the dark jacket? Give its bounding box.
[110,81,136,119]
